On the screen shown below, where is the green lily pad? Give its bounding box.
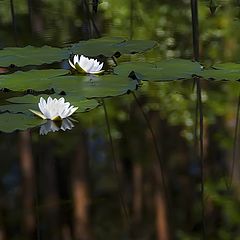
[5,94,100,113]
[70,37,157,57]
[0,103,36,114]
[0,69,68,91]
[116,40,158,54]
[0,113,46,133]
[50,74,139,98]
[0,46,70,67]
[199,63,240,81]
[114,59,202,81]
[0,38,157,68]
[0,69,138,98]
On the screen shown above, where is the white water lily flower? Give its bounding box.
[68,54,104,74]
[30,96,78,121]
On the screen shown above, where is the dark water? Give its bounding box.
[1,0,240,239]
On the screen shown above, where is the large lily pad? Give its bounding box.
[115,40,158,54]
[199,63,240,81]
[0,113,46,133]
[70,37,157,57]
[114,59,202,81]
[50,74,139,98]
[0,38,157,68]
[0,46,70,67]
[0,70,139,98]
[0,69,68,91]
[0,103,36,114]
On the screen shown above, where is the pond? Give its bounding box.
[0,0,240,239]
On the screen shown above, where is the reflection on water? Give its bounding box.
[39,118,75,135]
[1,0,240,240]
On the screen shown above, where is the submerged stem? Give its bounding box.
[191,0,206,237]
[196,79,206,239]
[190,0,199,61]
[131,92,168,200]
[229,93,240,189]
[10,0,18,46]
[102,99,130,221]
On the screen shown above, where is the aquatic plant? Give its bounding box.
[69,54,104,74]
[29,96,78,121]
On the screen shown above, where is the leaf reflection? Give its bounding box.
[39,118,75,135]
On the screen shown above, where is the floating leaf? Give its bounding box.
[199,63,240,81]
[50,74,139,98]
[114,59,202,81]
[0,46,70,67]
[0,38,157,67]
[0,69,138,98]
[70,37,157,57]
[70,37,124,57]
[0,69,68,91]
[115,40,158,54]
[0,113,45,133]
[0,103,36,114]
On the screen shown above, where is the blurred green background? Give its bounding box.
[0,0,240,239]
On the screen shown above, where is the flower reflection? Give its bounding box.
[39,118,75,135]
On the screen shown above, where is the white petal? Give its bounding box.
[47,96,52,105]
[68,59,76,69]
[94,62,103,72]
[93,59,99,67]
[84,59,95,73]
[68,106,78,116]
[29,109,46,119]
[38,97,45,113]
[58,97,65,104]
[98,62,104,71]
[79,55,91,72]
[61,109,71,119]
[89,69,105,74]
[63,101,71,109]
[90,60,100,72]
[62,107,72,118]
[38,97,50,118]
[44,109,51,119]
[58,106,69,118]
[62,105,78,118]
[73,54,79,65]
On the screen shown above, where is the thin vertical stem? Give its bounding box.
[129,0,134,40]
[19,131,36,239]
[83,0,100,38]
[83,0,91,39]
[191,0,206,238]
[196,79,206,239]
[194,85,199,156]
[35,156,41,240]
[191,0,199,61]
[102,99,129,221]
[132,92,171,239]
[10,0,18,46]
[27,0,33,33]
[131,92,168,200]
[229,93,240,188]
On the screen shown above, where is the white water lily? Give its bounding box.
[30,96,78,121]
[68,54,104,74]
